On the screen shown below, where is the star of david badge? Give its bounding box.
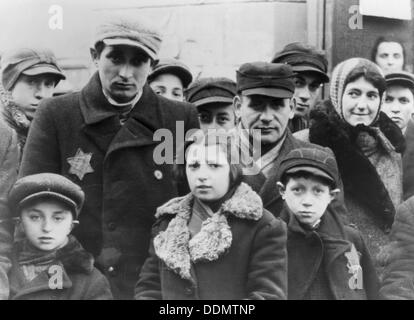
[67,148,94,181]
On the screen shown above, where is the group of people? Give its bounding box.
[0,14,414,300]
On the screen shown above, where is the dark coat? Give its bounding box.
[9,237,112,300]
[135,183,288,300]
[380,196,414,299]
[0,118,19,299]
[280,205,379,300]
[18,72,199,299]
[403,120,414,200]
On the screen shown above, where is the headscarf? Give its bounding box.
[330,57,386,127]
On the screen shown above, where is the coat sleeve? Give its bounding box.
[83,269,114,300]
[134,223,162,300]
[246,214,288,300]
[19,100,61,177]
[0,125,19,300]
[380,197,414,300]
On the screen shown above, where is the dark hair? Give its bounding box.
[345,65,387,98]
[371,36,406,69]
[280,171,337,190]
[173,130,243,191]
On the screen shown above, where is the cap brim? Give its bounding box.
[242,87,293,98]
[23,65,66,80]
[291,66,329,83]
[193,96,234,107]
[285,166,334,182]
[103,38,157,60]
[18,191,77,214]
[149,65,193,88]
[386,77,414,89]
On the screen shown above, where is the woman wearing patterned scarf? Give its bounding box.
[135,131,288,300]
[294,58,405,277]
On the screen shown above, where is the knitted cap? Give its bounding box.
[8,173,85,219]
[93,15,162,60]
[330,58,385,125]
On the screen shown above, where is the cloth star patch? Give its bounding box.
[67,148,94,181]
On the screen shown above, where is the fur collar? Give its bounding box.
[309,105,399,227]
[154,182,263,280]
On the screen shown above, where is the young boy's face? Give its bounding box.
[11,74,57,121]
[198,103,236,133]
[382,85,414,132]
[279,176,336,228]
[20,199,74,251]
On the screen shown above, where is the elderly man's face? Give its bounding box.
[91,44,151,103]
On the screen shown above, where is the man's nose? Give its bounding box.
[297,86,311,101]
[34,84,49,99]
[259,106,274,122]
[119,64,133,78]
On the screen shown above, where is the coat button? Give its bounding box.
[154,170,163,180]
[108,222,117,231]
[185,287,193,296]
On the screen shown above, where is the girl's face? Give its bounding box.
[375,41,404,74]
[186,143,230,203]
[342,76,381,126]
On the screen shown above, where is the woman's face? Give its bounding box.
[342,76,381,126]
[186,143,230,203]
[375,41,404,74]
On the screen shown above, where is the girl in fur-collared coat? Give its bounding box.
[294,58,405,277]
[135,132,288,300]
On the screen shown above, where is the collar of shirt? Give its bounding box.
[255,133,288,178]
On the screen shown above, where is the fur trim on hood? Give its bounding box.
[153,182,263,280]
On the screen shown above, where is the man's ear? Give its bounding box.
[289,97,296,120]
[71,220,79,231]
[277,181,286,199]
[329,188,341,202]
[90,47,99,66]
[233,95,242,119]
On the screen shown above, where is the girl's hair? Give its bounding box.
[344,65,387,98]
[173,130,243,189]
[371,36,406,68]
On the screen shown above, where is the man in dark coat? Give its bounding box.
[18,15,199,299]
[233,62,323,217]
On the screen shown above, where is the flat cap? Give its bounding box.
[8,173,85,218]
[186,77,236,107]
[279,147,339,187]
[1,47,65,91]
[148,58,193,88]
[93,15,162,60]
[271,42,329,83]
[236,62,295,98]
[385,71,414,90]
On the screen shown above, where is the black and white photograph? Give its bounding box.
[0,0,414,306]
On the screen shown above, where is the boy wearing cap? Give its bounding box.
[382,72,414,200]
[148,58,192,102]
[272,42,329,132]
[277,147,379,300]
[19,15,199,299]
[7,173,112,300]
[186,77,237,132]
[0,48,65,153]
